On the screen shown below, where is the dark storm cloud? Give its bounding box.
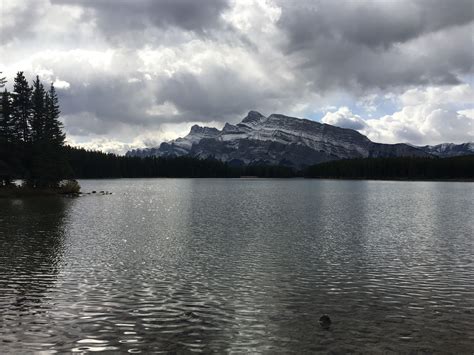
[276,0,474,91]
[53,0,231,35]
[278,0,474,50]
[291,25,472,91]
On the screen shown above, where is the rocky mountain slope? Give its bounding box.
[418,143,474,157]
[127,111,433,167]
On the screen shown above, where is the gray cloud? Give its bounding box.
[32,60,278,136]
[53,0,231,38]
[278,0,474,50]
[156,65,283,122]
[0,0,46,45]
[277,0,474,91]
[55,63,297,137]
[61,77,155,131]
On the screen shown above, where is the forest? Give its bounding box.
[305,155,474,180]
[64,149,474,180]
[65,147,296,178]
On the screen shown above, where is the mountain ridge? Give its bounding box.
[127,111,472,167]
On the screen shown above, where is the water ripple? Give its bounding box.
[0,179,473,353]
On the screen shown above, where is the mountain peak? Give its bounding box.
[241,111,266,124]
[189,124,203,133]
[189,125,219,135]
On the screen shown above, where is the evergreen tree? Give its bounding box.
[0,73,7,135]
[0,89,14,186]
[0,72,5,89]
[29,81,70,188]
[45,83,65,147]
[12,72,32,142]
[0,88,24,186]
[0,89,14,143]
[30,76,47,142]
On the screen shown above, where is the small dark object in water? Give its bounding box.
[92,191,96,193]
[319,314,331,329]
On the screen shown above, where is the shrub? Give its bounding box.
[58,179,81,194]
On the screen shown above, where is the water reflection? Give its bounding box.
[0,197,71,349]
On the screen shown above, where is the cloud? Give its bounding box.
[1,0,473,151]
[276,0,474,92]
[53,0,231,39]
[399,84,474,107]
[156,64,283,122]
[322,107,367,130]
[324,85,474,145]
[363,107,473,145]
[0,0,47,44]
[278,0,473,50]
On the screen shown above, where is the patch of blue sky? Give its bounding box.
[305,93,400,122]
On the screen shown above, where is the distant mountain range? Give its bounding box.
[417,142,474,157]
[127,111,473,167]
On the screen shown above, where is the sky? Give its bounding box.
[1,0,473,153]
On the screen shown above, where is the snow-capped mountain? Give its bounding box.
[418,143,474,157]
[127,111,432,167]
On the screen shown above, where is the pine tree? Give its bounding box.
[0,89,14,142]
[12,72,32,142]
[0,73,7,133]
[31,75,47,143]
[29,82,71,188]
[0,89,22,186]
[0,72,6,89]
[45,83,65,147]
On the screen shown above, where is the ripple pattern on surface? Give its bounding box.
[1,179,473,353]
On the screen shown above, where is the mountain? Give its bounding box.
[418,143,474,157]
[127,111,431,167]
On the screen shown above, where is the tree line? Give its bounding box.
[65,147,296,178]
[0,72,70,188]
[64,147,473,180]
[304,156,474,180]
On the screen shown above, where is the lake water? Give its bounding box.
[0,179,473,353]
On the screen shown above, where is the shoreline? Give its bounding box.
[71,176,474,182]
[2,177,471,198]
[0,188,80,198]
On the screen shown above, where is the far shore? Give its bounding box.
[1,177,472,198]
[71,176,473,182]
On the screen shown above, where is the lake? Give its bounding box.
[0,179,473,353]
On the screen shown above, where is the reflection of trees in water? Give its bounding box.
[0,197,71,316]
